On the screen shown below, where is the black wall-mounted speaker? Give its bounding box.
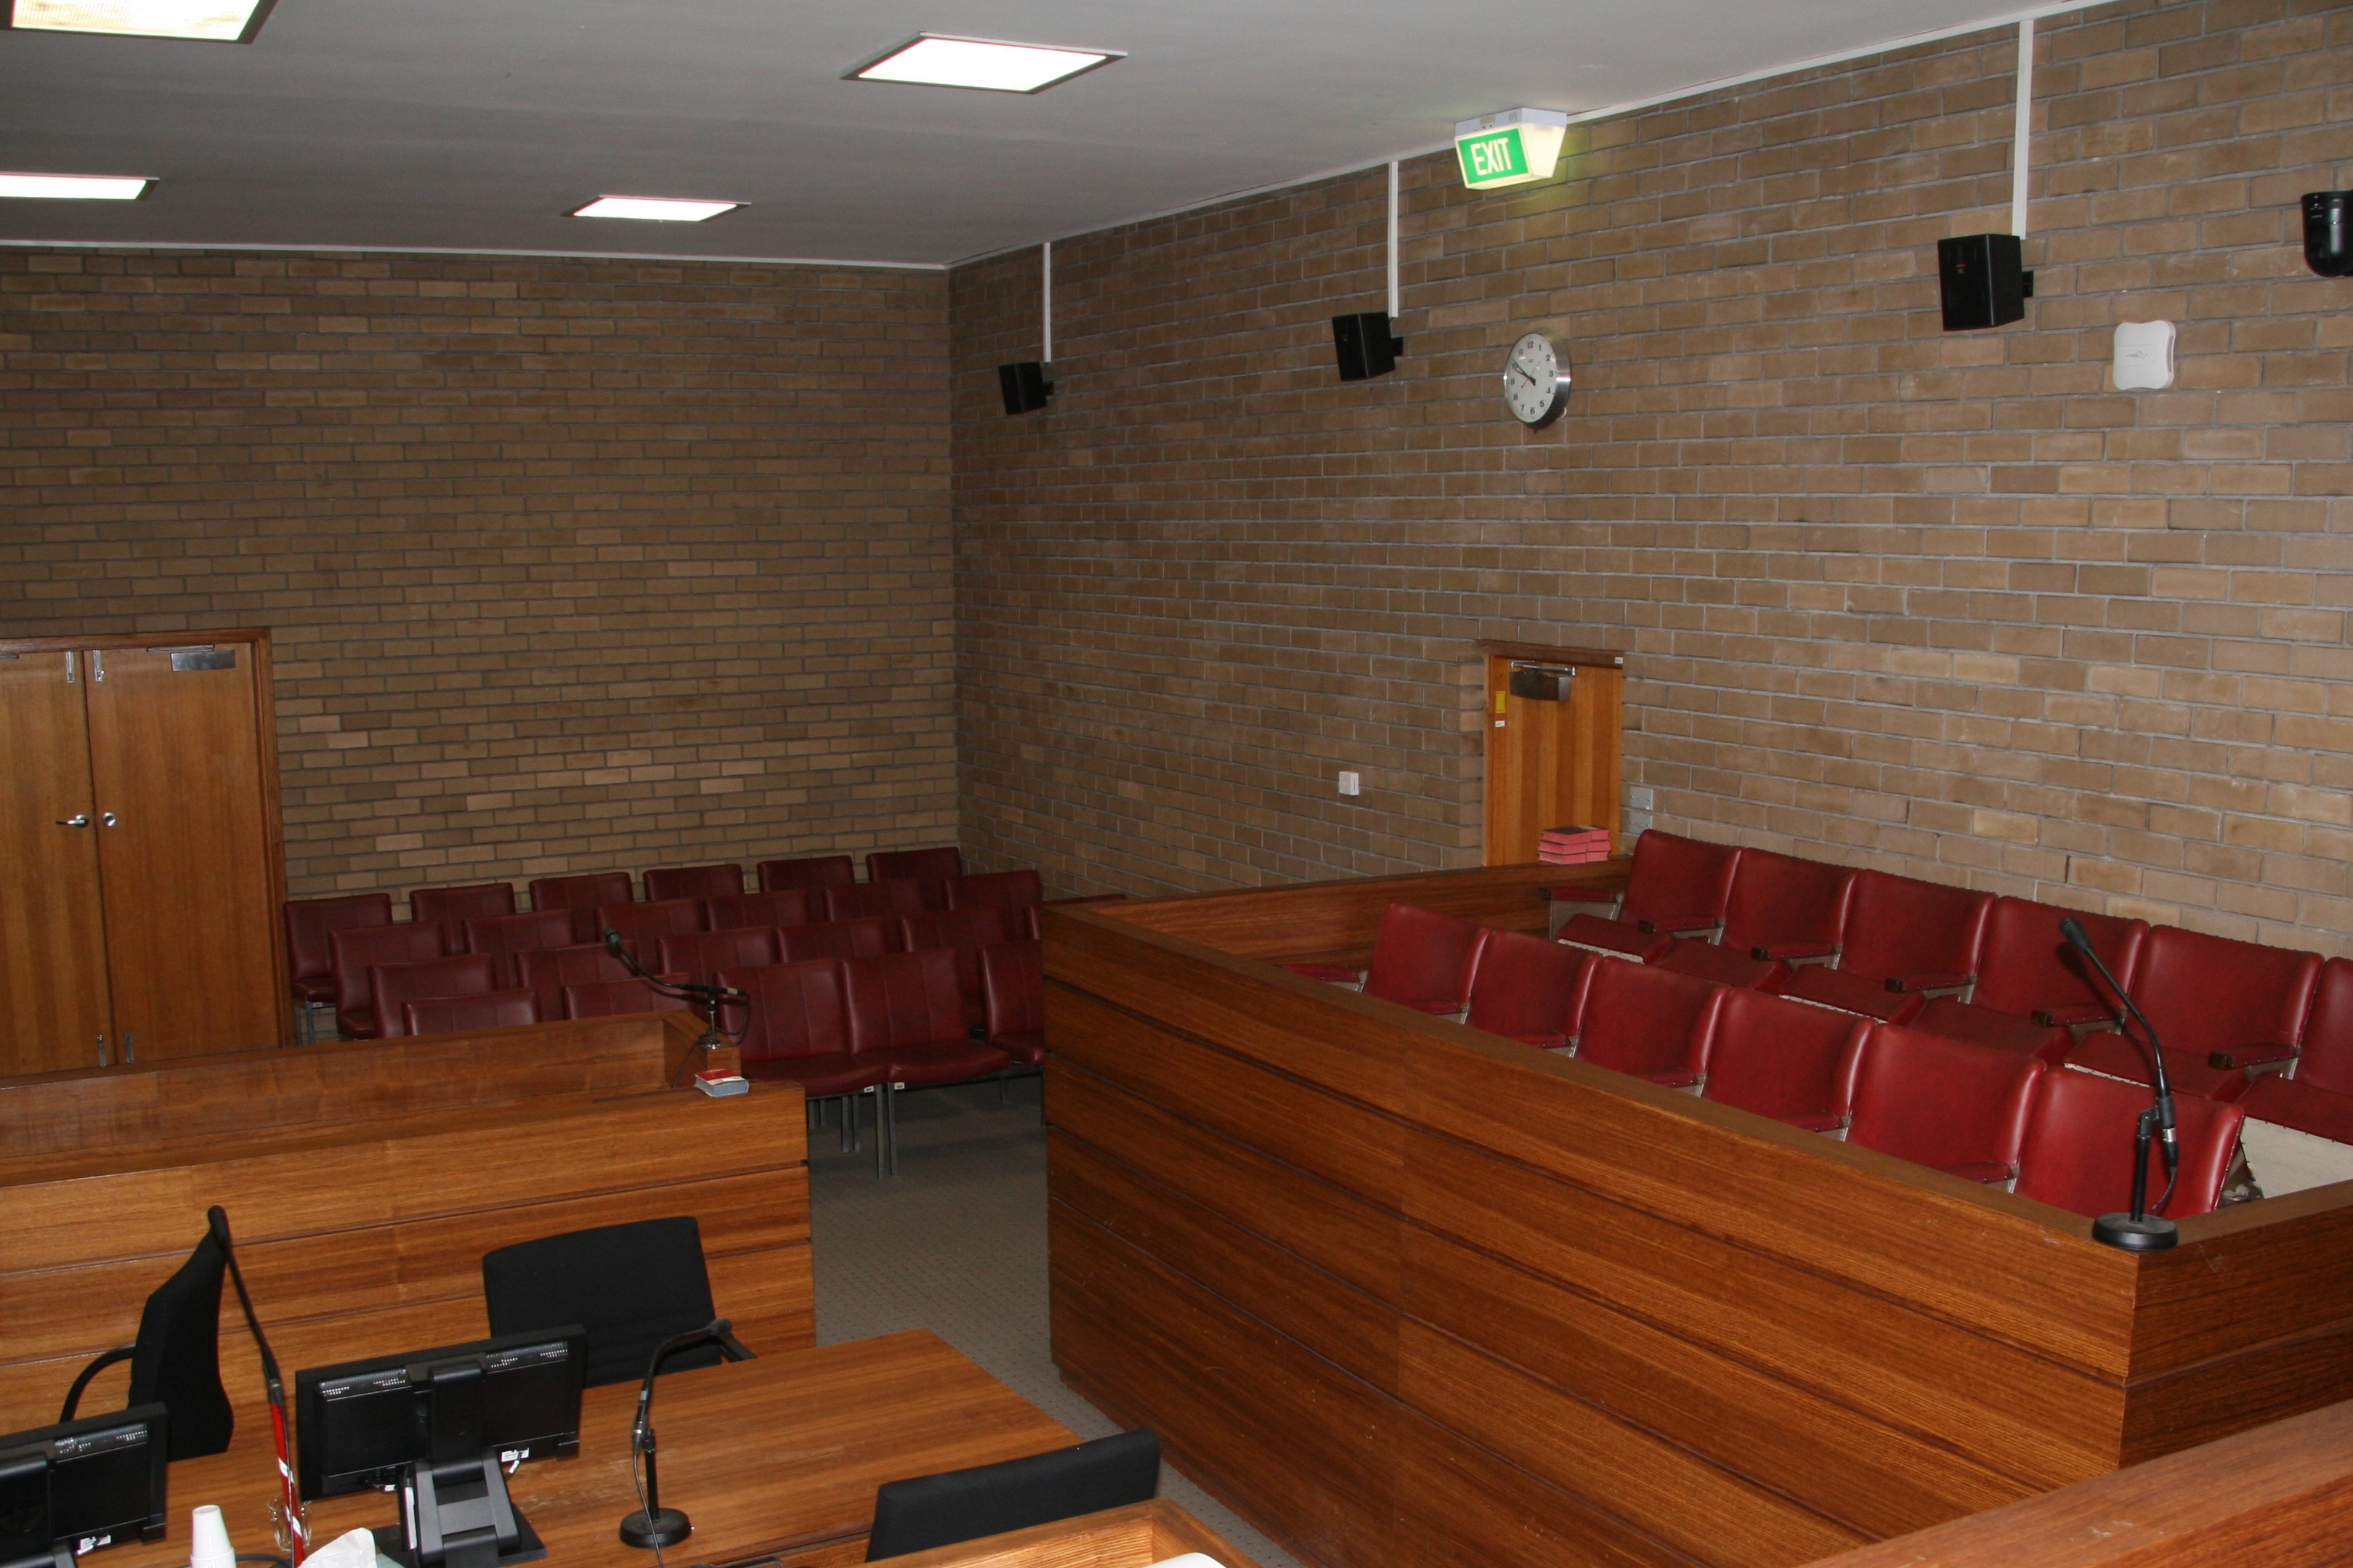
[997,361,1052,415]
[1937,233,2031,330]
[2304,192,2353,277]
[1331,312,1404,381]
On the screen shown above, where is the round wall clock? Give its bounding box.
[1502,329,1573,428]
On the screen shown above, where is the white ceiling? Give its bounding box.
[0,0,2062,268]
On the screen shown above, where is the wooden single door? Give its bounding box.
[0,651,116,1073]
[84,644,283,1059]
[1483,648,1624,865]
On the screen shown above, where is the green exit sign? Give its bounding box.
[1451,109,1570,191]
[1457,128,1528,187]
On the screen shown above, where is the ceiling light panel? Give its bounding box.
[572,196,740,222]
[0,171,150,199]
[7,0,275,42]
[849,34,1122,94]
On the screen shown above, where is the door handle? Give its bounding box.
[100,812,118,827]
[57,814,89,827]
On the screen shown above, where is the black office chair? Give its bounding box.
[864,1429,1161,1561]
[60,1225,236,1461]
[480,1216,751,1388]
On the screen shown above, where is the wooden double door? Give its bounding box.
[0,631,288,1073]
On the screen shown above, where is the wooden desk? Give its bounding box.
[105,1332,1076,1568]
[878,1498,1262,1568]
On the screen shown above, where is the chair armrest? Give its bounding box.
[1886,970,1972,997]
[1753,941,1838,963]
[2208,1041,2300,1073]
[2032,1003,2116,1029]
[1637,915,1723,938]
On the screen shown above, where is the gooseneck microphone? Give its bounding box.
[618,1317,750,1550]
[602,929,749,1086]
[2057,918,2181,1251]
[209,1206,307,1563]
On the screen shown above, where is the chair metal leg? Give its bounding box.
[840,1094,856,1154]
[875,1083,899,1177]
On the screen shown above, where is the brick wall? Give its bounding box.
[950,0,2353,953]
[0,252,953,905]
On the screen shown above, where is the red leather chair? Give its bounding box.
[371,954,499,1040]
[593,898,707,961]
[402,989,542,1036]
[644,864,745,903]
[1568,958,1725,1088]
[721,959,888,1099]
[2224,956,2353,1141]
[869,847,964,884]
[780,917,902,964]
[944,870,1045,924]
[1779,872,1994,1024]
[705,889,814,932]
[843,948,1013,1174]
[1844,1024,2044,1184]
[463,909,578,988]
[1290,903,1492,1015]
[285,893,393,1041]
[825,881,930,924]
[2013,1068,2246,1220]
[517,944,634,1023]
[1909,899,2141,1058]
[757,855,857,893]
[902,907,1015,1028]
[1552,832,1741,962]
[1463,930,1590,1049]
[328,920,449,1039]
[979,941,1046,1067]
[410,881,516,933]
[562,977,692,1020]
[1701,989,1871,1132]
[657,926,783,988]
[1652,848,1858,991]
[2062,926,2323,1096]
[530,872,639,943]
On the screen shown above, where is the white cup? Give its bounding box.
[189,1504,236,1568]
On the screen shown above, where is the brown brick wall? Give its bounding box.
[950,0,2353,952]
[0,251,954,907]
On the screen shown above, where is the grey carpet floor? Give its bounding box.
[807,1079,1303,1568]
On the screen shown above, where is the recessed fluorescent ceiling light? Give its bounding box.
[849,33,1122,94]
[0,172,150,199]
[572,196,740,222]
[7,0,275,42]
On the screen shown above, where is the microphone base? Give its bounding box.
[620,1509,692,1549]
[2092,1211,2178,1251]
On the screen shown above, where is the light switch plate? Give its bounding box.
[2113,320,2175,391]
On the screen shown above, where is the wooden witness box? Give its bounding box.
[1040,864,2353,1568]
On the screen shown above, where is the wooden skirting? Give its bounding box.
[1042,872,2353,1568]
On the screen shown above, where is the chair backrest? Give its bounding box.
[2012,1068,2246,1219]
[1969,898,2147,1021]
[980,941,1045,1041]
[945,869,1045,916]
[1718,849,1858,953]
[517,943,633,1021]
[2131,926,2323,1057]
[780,917,902,964]
[902,908,1014,1005]
[1833,872,1996,983]
[723,960,852,1063]
[1619,832,1741,930]
[1463,930,1589,1047]
[657,926,783,987]
[826,880,931,923]
[1571,958,1725,1081]
[1363,903,1491,1012]
[123,1228,234,1461]
[402,988,543,1036]
[329,920,449,1016]
[706,889,814,932]
[843,948,968,1054]
[463,909,580,987]
[644,863,745,903]
[1703,989,1871,1127]
[1846,1025,2043,1179]
[284,893,394,984]
[408,881,516,929]
[530,872,639,942]
[371,954,500,1039]
[595,898,708,959]
[869,846,965,884]
[864,1428,1161,1561]
[562,977,693,1020]
[2297,957,2353,1097]
[481,1216,724,1389]
[757,855,858,892]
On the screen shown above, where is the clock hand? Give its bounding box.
[1506,365,1539,390]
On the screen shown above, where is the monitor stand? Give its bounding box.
[375,1455,546,1568]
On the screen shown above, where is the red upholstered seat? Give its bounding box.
[825,880,930,924]
[945,869,1044,922]
[1702,989,1871,1132]
[721,960,884,1098]
[1962,898,2144,1032]
[843,948,1012,1086]
[979,940,1047,1066]
[2216,956,2353,1141]
[371,954,499,1040]
[562,976,692,1020]
[1908,999,2072,1060]
[1778,871,1993,1024]
[409,881,516,932]
[757,855,858,893]
[463,909,578,988]
[657,926,784,988]
[1845,1024,2043,1184]
[1463,931,1590,1049]
[644,863,745,903]
[517,944,633,1023]
[285,892,394,1007]
[2013,1067,2245,1220]
[594,898,707,961]
[1570,958,1725,1089]
[869,846,965,884]
[780,917,902,964]
[2232,1077,2353,1144]
[402,988,542,1036]
[705,889,814,932]
[2063,926,2322,1097]
[902,907,1015,1028]
[1554,831,1740,962]
[530,872,639,943]
[1653,848,1858,991]
[329,919,449,1039]
[1316,903,1492,1015]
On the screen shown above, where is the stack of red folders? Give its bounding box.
[1536,824,1612,864]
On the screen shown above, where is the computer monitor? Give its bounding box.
[295,1328,584,1568]
[0,1405,169,1568]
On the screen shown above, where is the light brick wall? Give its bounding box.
[950,0,2353,952]
[0,251,954,906]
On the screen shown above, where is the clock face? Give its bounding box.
[1502,330,1571,428]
